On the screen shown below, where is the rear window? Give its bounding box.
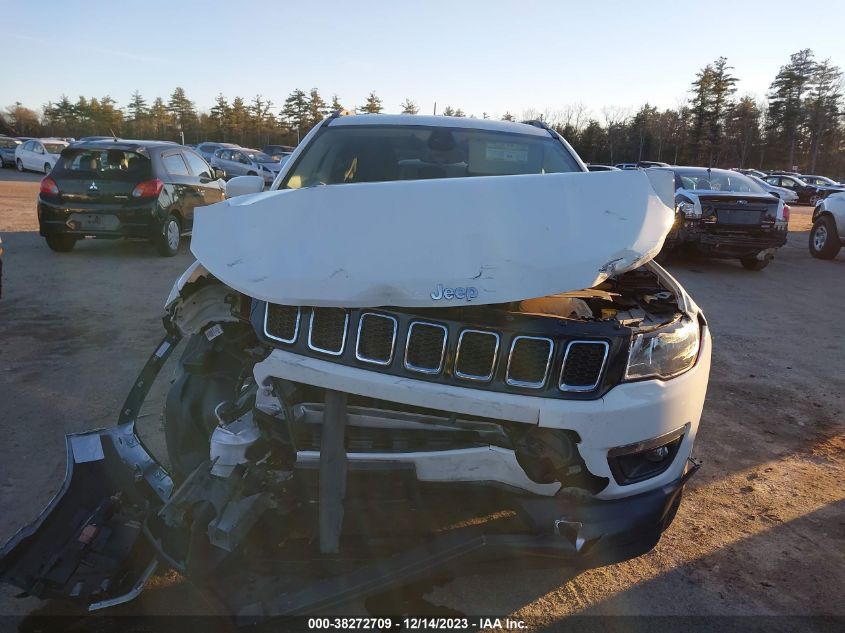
[280,124,580,189]
[0,138,19,149]
[54,148,151,180]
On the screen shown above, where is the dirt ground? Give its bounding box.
[0,169,843,630]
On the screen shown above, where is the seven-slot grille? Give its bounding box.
[559,341,609,391]
[263,303,611,394]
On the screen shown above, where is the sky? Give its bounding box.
[3,0,844,120]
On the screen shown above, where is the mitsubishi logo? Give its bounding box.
[89,181,98,192]
[736,199,747,205]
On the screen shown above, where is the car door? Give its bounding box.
[229,150,248,176]
[181,149,225,229]
[159,150,195,231]
[20,141,35,169]
[215,149,234,176]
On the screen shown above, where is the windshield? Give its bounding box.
[246,151,275,163]
[44,143,66,154]
[280,124,581,189]
[674,168,766,194]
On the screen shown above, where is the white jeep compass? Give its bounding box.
[0,114,712,617]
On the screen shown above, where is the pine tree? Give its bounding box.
[331,94,344,112]
[501,111,514,121]
[708,57,737,164]
[210,94,230,139]
[453,108,466,117]
[400,98,419,115]
[768,49,816,167]
[358,91,383,114]
[167,86,197,135]
[127,91,147,122]
[442,106,456,117]
[805,58,842,171]
[149,97,168,137]
[281,89,310,133]
[307,89,328,126]
[688,63,715,164]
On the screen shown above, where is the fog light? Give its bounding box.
[607,428,685,485]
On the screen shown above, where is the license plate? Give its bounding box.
[717,209,761,225]
[68,213,120,231]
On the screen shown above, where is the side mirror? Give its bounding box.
[213,167,226,180]
[225,175,264,198]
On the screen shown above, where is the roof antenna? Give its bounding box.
[109,127,118,141]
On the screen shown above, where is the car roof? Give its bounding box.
[327,113,550,137]
[64,139,180,152]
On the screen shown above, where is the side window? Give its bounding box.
[231,151,243,163]
[219,150,231,160]
[23,141,34,151]
[765,176,778,186]
[162,152,189,177]
[183,150,212,179]
[35,143,44,154]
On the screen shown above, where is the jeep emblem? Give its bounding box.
[430,284,478,301]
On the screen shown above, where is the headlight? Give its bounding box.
[676,200,700,219]
[625,317,700,380]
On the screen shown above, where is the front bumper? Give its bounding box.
[38,199,162,240]
[0,310,710,614]
[0,418,695,616]
[254,324,711,500]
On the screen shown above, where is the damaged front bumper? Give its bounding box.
[0,328,707,617]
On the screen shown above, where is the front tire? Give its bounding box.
[809,215,841,259]
[16,159,23,172]
[156,214,181,257]
[740,256,770,271]
[45,235,77,252]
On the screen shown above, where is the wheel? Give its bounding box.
[809,215,841,259]
[16,159,23,172]
[740,256,770,271]
[156,214,181,257]
[44,163,51,174]
[247,171,257,176]
[45,235,77,252]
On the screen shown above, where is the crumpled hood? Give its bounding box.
[191,169,675,308]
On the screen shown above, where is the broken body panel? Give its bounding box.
[0,150,710,618]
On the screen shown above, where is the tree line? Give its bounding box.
[1,48,842,177]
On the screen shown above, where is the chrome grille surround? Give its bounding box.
[355,312,398,365]
[403,321,448,374]
[559,340,610,392]
[505,335,554,388]
[307,308,349,356]
[263,304,301,344]
[454,329,500,382]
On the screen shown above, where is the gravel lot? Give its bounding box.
[0,169,843,630]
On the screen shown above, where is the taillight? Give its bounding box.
[782,205,790,222]
[40,176,59,196]
[132,178,164,199]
